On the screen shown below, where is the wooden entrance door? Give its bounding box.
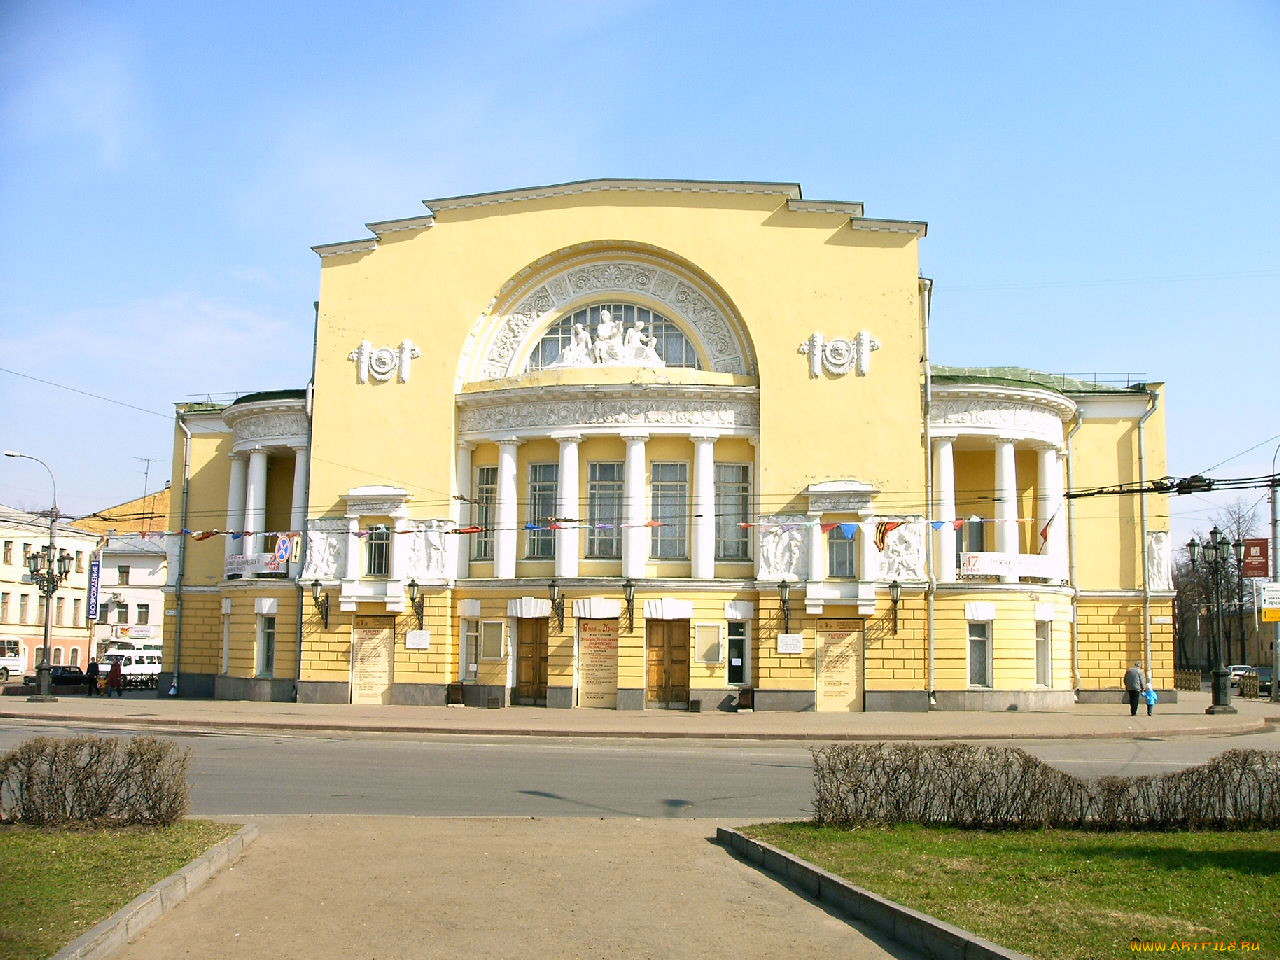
[351,616,395,705]
[646,620,690,707]
[515,618,549,705]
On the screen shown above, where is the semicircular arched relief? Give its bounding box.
[460,244,757,385]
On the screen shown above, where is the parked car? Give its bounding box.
[1227,664,1253,688]
[22,665,87,687]
[1257,667,1273,697]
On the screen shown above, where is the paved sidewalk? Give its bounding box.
[2,687,1276,740]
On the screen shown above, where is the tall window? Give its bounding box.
[587,462,623,559]
[473,466,498,561]
[55,597,64,626]
[365,527,390,577]
[137,603,150,625]
[828,530,858,579]
[525,303,702,370]
[116,603,129,625]
[19,595,29,623]
[257,615,276,676]
[1035,620,1052,687]
[70,647,80,666]
[526,463,558,559]
[714,464,750,560]
[75,551,84,572]
[968,621,992,687]
[651,463,688,559]
[72,598,81,626]
[2,542,10,564]
[0,593,8,622]
[117,565,130,585]
[727,621,749,686]
[52,647,62,665]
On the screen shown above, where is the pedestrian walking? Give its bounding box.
[1123,661,1147,716]
[85,658,100,697]
[107,659,124,698]
[1143,685,1158,716]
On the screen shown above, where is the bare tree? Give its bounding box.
[1175,499,1262,669]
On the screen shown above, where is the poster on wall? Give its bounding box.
[351,618,394,705]
[578,619,619,709]
[815,621,862,713]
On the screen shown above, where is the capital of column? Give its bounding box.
[620,431,650,443]
[551,432,583,446]
[496,436,524,448]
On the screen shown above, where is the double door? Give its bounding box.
[515,617,548,705]
[646,620,690,707]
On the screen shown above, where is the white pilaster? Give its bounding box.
[555,434,582,578]
[691,435,716,580]
[934,437,958,582]
[454,442,474,580]
[344,516,361,582]
[225,454,248,561]
[807,511,826,585]
[290,447,308,531]
[245,447,269,556]
[495,438,522,579]
[622,432,649,579]
[994,437,1019,583]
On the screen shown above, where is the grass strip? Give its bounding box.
[746,823,1279,960]
[0,820,240,960]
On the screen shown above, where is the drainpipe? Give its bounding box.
[295,300,320,702]
[169,411,192,696]
[1137,389,1159,682]
[1065,410,1084,693]
[920,277,936,706]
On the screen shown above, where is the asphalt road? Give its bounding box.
[2,720,1277,818]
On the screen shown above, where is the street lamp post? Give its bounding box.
[1187,526,1239,715]
[4,451,73,702]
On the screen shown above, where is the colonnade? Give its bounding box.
[224,446,308,559]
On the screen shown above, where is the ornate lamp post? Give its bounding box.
[1187,526,1239,714]
[4,451,73,702]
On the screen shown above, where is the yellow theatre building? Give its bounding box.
[163,178,1174,711]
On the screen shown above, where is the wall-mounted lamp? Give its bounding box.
[309,580,330,629]
[406,579,424,630]
[778,579,791,634]
[547,578,564,631]
[623,578,635,631]
[889,579,902,634]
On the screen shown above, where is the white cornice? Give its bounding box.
[366,215,435,237]
[931,382,1077,420]
[787,198,866,216]
[849,218,928,237]
[424,178,804,213]
[312,239,377,258]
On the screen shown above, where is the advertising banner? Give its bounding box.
[87,558,100,621]
[578,619,619,709]
[1243,538,1270,579]
[224,553,285,577]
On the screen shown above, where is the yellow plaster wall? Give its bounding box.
[1075,595,1173,690]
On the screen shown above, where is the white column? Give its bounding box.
[1037,444,1065,578]
[391,509,411,586]
[344,515,361,582]
[994,437,1019,583]
[807,511,826,585]
[860,517,879,581]
[555,434,581,578]
[934,437,958,583]
[691,434,716,580]
[290,447,308,531]
[494,438,522,579]
[455,442,474,580]
[622,432,649,579]
[244,447,269,557]
[225,454,248,561]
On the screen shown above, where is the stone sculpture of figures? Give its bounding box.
[301,529,343,581]
[1146,531,1172,591]
[406,520,450,582]
[631,320,664,365]
[758,518,807,581]
[550,309,669,368]
[592,309,624,363]
[882,523,925,581]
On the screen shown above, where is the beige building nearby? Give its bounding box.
[163,179,1173,711]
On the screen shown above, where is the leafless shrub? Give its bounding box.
[812,743,1280,830]
[0,735,190,826]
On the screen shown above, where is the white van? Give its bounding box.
[102,644,162,689]
[0,636,27,683]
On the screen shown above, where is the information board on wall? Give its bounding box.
[578,619,619,709]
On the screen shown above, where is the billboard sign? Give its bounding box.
[87,558,101,621]
[1243,538,1270,579]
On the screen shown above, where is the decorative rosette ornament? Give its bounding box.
[349,339,422,383]
[798,331,882,378]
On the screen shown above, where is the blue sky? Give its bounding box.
[1,0,1277,545]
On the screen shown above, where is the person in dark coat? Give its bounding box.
[85,658,100,696]
[107,659,124,697]
[1123,661,1147,717]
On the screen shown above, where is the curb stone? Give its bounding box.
[50,823,259,960]
[716,828,1031,960]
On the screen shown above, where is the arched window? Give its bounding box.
[526,303,701,371]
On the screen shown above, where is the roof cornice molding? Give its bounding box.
[848,217,928,237]
[365,215,435,237]
[932,381,1077,420]
[787,198,865,216]
[312,239,378,258]
[424,178,803,213]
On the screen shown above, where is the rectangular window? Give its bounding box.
[72,598,81,626]
[479,620,504,660]
[116,604,129,625]
[55,597,64,626]
[257,615,276,676]
[22,544,32,561]
[1035,620,1052,687]
[957,519,986,567]
[650,462,688,559]
[727,621,748,686]
[70,648,80,666]
[117,565,130,585]
[473,466,498,561]
[37,596,45,622]
[714,463,750,560]
[695,623,722,664]
[586,462,623,559]
[968,621,992,687]
[828,530,859,578]
[97,600,109,624]
[2,542,10,564]
[526,463,558,559]
[19,594,29,623]
[137,603,150,625]
[365,526,390,577]
[0,593,7,622]
[75,551,84,572]
[52,647,62,665]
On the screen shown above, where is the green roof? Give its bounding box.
[929,366,1148,394]
[230,388,307,406]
